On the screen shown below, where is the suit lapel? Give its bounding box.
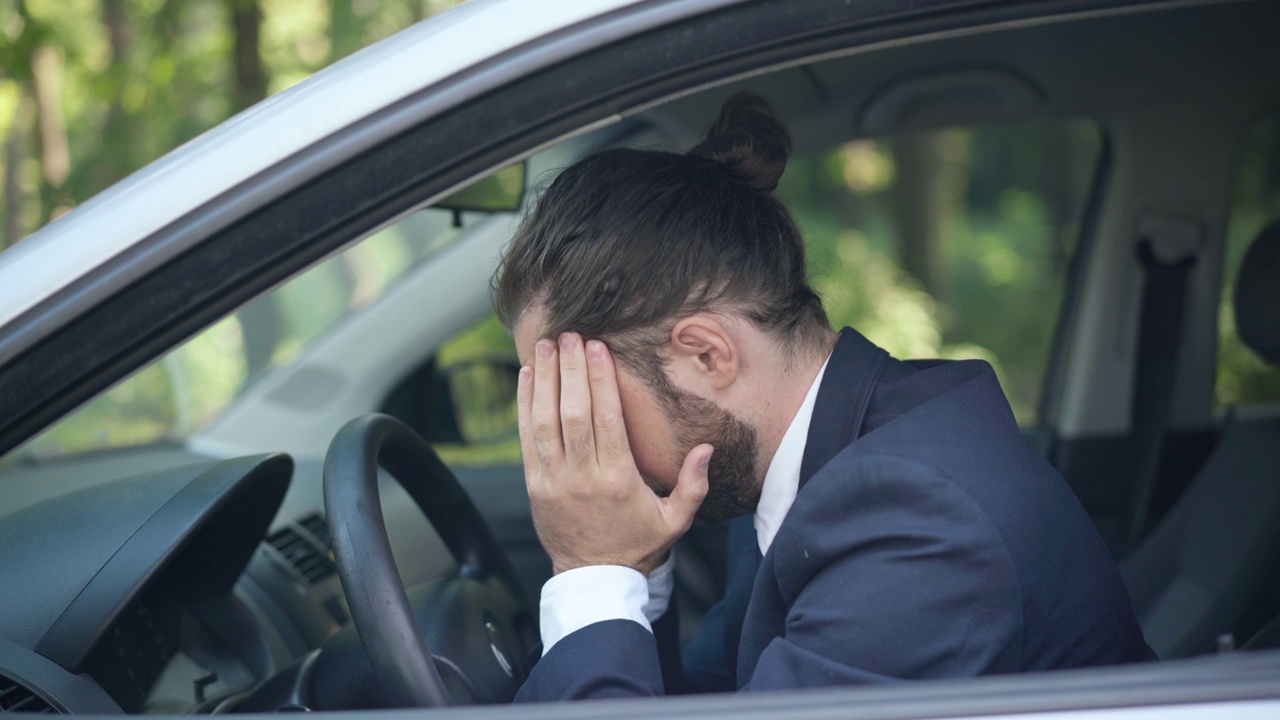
[721,518,761,673]
[723,328,887,680]
[798,328,888,488]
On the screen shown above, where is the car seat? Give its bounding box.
[1120,221,1280,659]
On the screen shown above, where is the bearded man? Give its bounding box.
[493,93,1154,701]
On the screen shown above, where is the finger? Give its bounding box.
[530,338,564,467]
[662,444,713,532]
[558,333,596,467]
[516,364,540,488]
[585,339,630,464]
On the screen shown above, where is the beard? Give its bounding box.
[652,381,761,523]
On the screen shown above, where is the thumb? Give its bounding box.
[664,444,713,528]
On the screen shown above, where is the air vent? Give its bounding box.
[266,518,336,585]
[298,513,331,550]
[0,675,56,714]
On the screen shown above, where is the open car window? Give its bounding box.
[1217,114,1280,410]
[779,117,1103,427]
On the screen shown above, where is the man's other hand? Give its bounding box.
[517,332,712,575]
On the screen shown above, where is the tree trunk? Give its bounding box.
[31,46,69,190]
[1041,122,1082,275]
[228,0,267,110]
[890,134,941,296]
[3,92,32,248]
[91,0,134,193]
[329,0,364,64]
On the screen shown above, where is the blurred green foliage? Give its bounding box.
[0,0,466,243]
[1217,117,1280,409]
[437,162,526,213]
[14,317,248,457]
[434,314,522,467]
[780,121,1101,424]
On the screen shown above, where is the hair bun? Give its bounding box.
[689,91,792,193]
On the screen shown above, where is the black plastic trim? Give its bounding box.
[34,454,292,672]
[0,638,121,715]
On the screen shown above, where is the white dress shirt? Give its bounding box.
[538,356,832,654]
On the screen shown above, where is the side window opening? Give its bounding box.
[1217,116,1280,412]
[778,118,1103,428]
[381,314,522,469]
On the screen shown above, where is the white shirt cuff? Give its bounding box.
[538,553,678,655]
[642,551,676,623]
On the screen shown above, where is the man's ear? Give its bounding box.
[668,316,738,390]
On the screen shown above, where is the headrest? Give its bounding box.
[1234,221,1280,365]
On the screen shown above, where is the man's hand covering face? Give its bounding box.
[517,332,713,575]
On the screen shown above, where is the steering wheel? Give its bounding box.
[323,413,533,707]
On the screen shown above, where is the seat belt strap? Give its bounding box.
[1126,214,1201,548]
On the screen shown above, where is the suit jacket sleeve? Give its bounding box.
[516,452,1023,701]
[513,580,732,701]
[652,597,688,693]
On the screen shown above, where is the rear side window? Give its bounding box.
[777,119,1103,426]
[1217,116,1280,410]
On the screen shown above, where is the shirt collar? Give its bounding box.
[753,353,832,556]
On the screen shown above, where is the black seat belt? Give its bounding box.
[1126,215,1201,549]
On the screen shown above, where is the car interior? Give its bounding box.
[0,0,1278,715]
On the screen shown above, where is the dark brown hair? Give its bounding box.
[493,92,828,386]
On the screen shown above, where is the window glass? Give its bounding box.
[429,314,523,469]
[777,119,1103,425]
[1217,116,1280,409]
[7,207,470,463]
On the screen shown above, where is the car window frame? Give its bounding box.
[3,0,1280,717]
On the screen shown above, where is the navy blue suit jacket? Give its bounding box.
[517,329,1154,700]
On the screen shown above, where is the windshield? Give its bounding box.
[4,207,471,464]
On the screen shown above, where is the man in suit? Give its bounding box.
[493,93,1154,701]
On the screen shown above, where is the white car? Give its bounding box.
[0,0,1278,718]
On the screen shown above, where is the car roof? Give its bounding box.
[0,0,654,336]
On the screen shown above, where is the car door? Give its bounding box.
[1,0,1279,718]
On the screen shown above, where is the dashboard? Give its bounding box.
[0,443,542,714]
[84,591,254,713]
[0,455,307,714]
